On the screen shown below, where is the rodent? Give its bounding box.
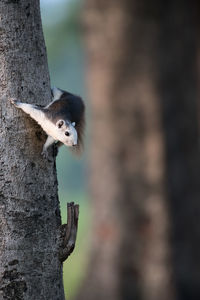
[10,87,85,158]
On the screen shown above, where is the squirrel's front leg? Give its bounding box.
[10,98,45,125]
[41,135,56,158]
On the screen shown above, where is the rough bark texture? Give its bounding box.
[78,1,200,300]
[0,1,65,299]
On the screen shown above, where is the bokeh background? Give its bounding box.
[40,1,200,300]
[40,0,89,298]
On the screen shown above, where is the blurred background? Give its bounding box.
[40,0,90,298]
[41,1,200,300]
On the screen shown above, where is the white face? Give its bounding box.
[56,119,78,147]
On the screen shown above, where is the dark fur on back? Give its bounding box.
[44,91,85,153]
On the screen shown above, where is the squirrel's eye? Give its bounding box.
[65,131,70,136]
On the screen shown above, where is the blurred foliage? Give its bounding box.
[41,0,85,95]
[43,1,82,58]
[41,0,87,196]
[41,0,89,298]
[60,193,90,299]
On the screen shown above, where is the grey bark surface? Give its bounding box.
[0,1,65,299]
[78,1,200,300]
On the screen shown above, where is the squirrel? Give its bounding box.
[10,87,85,158]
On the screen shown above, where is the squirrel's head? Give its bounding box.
[56,119,77,147]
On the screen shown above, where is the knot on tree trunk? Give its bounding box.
[59,202,79,262]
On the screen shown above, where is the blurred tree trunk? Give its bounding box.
[0,1,65,299]
[157,2,200,300]
[78,1,200,300]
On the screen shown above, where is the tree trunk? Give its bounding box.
[78,1,200,300]
[0,1,65,299]
[157,2,200,300]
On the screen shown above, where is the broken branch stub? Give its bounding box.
[59,202,79,262]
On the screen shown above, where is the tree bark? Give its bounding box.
[0,1,65,299]
[78,1,200,300]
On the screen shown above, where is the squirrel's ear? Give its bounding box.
[56,119,65,128]
[72,122,76,127]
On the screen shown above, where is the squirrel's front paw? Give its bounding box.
[41,149,49,159]
[10,98,21,107]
